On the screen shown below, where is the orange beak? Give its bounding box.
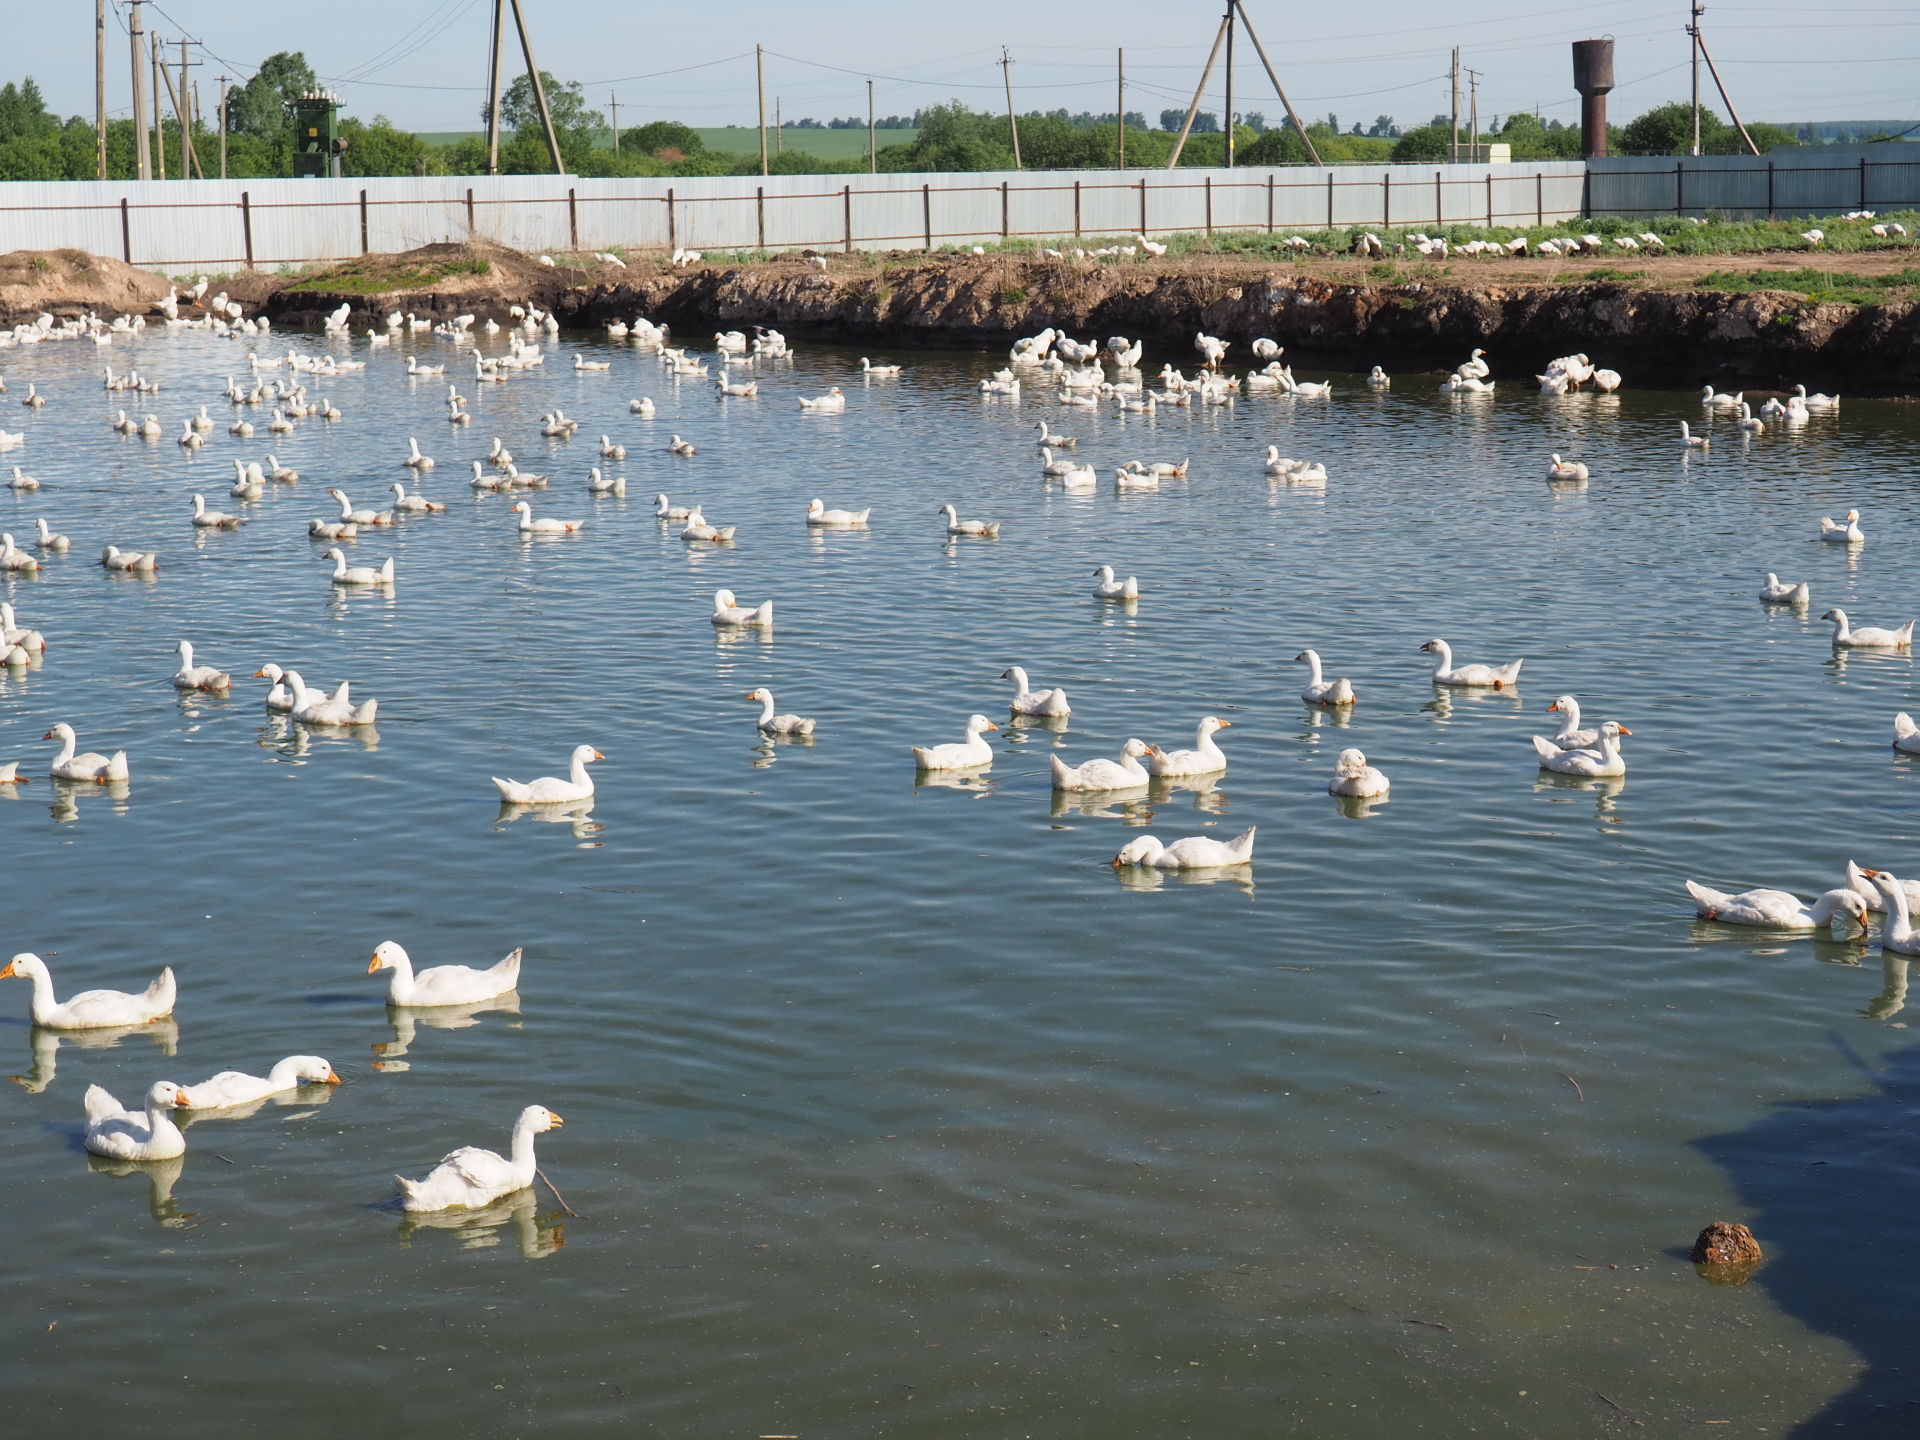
[1548,701,1562,713]
[548,1113,565,1127]
[1217,720,1233,728]
[0,960,14,979]
[367,954,383,974]
[1862,867,1883,878]
[1616,725,1633,736]
[983,722,998,733]
[174,1093,192,1108]
[591,749,605,760]
[253,668,268,678]
[324,1070,342,1085]
[41,728,55,740]
[1110,857,1123,869]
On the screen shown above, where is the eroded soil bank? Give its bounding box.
[7,241,1916,394]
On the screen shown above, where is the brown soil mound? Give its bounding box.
[0,248,171,321]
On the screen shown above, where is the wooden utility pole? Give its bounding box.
[1116,48,1125,168]
[1689,0,1703,156]
[1236,4,1320,165]
[776,99,782,154]
[1696,25,1759,155]
[128,0,150,179]
[94,0,107,179]
[1166,14,1229,168]
[151,33,165,179]
[158,38,200,179]
[217,75,228,178]
[1176,3,1320,169]
[1466,68,1480,163]
[609,94,619,152]
[506,0,564,173]
[1000,48,1022,170]
[1223,0,1236,169]
[867,79,876,174]
[484,0,505,173]
[756,45,768,176]
[1449,48,1460,163]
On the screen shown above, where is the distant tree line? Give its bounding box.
[0,63,1843,184]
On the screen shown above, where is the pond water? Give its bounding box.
[0,321,1916,1438]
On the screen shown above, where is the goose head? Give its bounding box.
[0,952,50,983]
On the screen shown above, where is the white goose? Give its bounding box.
[1092,565,1139,600]
[33,517,68,551]
[1686,879,1869,935]
[100,545,157,572]
[1823,608,1913,649]
[403,438,434,471]
[798,388,846,411]
[654,493,693,520]
[1679,420,1709,450]
[324,548,395,586]
[912,714,997,770]
[939,504,1001,537]
[189,494,242,529]
[1,951,174,1026]
[1144,717,1231,778]
[745,688,815,735]
[44,722,129,782]
[1895,713,1920,755]
[1760,573,1810,605]
[1050,738,1151,792]
[1420,638,1523,688]
[391,482,446,514]
[1846,859,1920,912]
[179,1056,339,1109]
[860,357,902,377]
[1546,454,1589,482]
[327,488,389,527]
[492,746,600,803]
[510,501,584,534]
[1367,365,1390,388]
[1532,721,1630,776]
[1295,650,1355,706]
[679,509,735,542]
[1001,666,1070,717]
[369,940,522,1006]
[1545,696,1601,750]
[395,1104,562,1212]
[172,640,230,692]
[83,1082,190,1161]
[282,670,378,725]
[1113,827,1256,869]
[1328,747,1389,797]
[807,498,870,526]
[1817,510,1865,544]
[253,664,296,711]
[711,588,773,627]
[1867,870,1920,956]
[586,468,625,496]
[1035,423,1075,449]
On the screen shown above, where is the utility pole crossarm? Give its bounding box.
[1234,5,1321,167]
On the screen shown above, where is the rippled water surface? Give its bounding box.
[2,323,1918,1437]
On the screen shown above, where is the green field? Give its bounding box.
[415,127,917,158]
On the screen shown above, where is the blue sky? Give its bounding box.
[24,1,1920,134]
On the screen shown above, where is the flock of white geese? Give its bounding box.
[0,294,1892,1218]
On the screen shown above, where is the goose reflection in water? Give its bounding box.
[177,1077,341,1128]
[1299,705,1354,734]
[1532,769,1626,819]
[371,991,523,1069]
[912,767,996,796]
[711,623,771,649]
[259,715,381,757]
[11,1017,180,1094]
[87,1151,193,1228]
[1866,954,1908,1021]
[1113,862,1256,898]
[1003,712,1070,743]
[750,733,816,770]
[49,775,131,822]
[494,796,600,841]
[1332,791,1390,820]
[1049,788,1152,824]
[1150,773,1229,815]
[395,1189,565,1260]
[1422,686,1525,723]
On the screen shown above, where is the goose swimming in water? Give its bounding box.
[1547,454,1589,482]
[1420,638,1523,688]
[912,714,997,770]
[1532,721,1630,777]
[1327,748,1389,797]
[1143,717,1231,778]
[1092,564,1138,600]
[1817,510,1864,544]
[745,688,814,735]
[1050,737,1151,792]
[711,588,773,627]
[491,746,600,804]
[1823,608,1914,649]
[1295,650,1355,706]
[1001,666,1070,716]
[394,1104,561,1213]
[1113,828,1256,869]
[1686,879,1869,935]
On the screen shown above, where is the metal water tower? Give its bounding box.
[1571,40,1615,158]
[290,90,345,178]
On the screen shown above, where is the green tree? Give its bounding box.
[1391,124,1451,162]
[226,52,318,138]
[623,120,703,162]
[1620,102,1726,156]
[0,78,56,142]
[339,115,442,177]
[479,72,602,171]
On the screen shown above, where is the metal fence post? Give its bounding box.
[844,184,853,252]
[756,187,765,250]
[1000,181,1009,240]
[1675,162,1683,217]
[1766,161,1775,220]
[240,191,253,267]
[1434,169,1442,227]
[1073,180,1081,238]
[1326,171,1333,230]
[465,186,475,233]
[1536,171,1543,226]
[567,188,579,250]
[358,190,370,254]
[1382,171,1390,227]
[1268,174,1275,233]
[1204,175,1213,235]
[1138,178,1146,234]
[667,189,676,250]
[923,184,932,250]
[1485,172,1493,227]
[1861,155,1869,209]
[120,196,132,263]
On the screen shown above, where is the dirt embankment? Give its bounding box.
[0,248,171,320]
[8,240,1919,394]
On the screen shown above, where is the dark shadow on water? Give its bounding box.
[1693,1036,1920,1436]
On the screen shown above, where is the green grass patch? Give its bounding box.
[1691,265,1920,306]
[285,256,491,295]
